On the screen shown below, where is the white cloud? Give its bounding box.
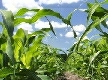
[73,24,86,32]
[106,21,108,25]
[35,20,67,29]
[79,9,87,12]
[35,20,50,29]
[24,16,32,19]
[2,0,42,13]
[17,22,33,34]
[38,0,80,5]
[78,36,89,41]
[65,31,80,38]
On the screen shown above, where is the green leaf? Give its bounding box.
[0,10,15,64]
[14,38,23,62]
[14,28,26,45]
[0,68,14,78]
[22,35,44,67]
[0,51,3,68]
[0,22,5,29]
[87,3,100,22]
[66,12,72,25]
[67,12,72,21]
[14,9,67,26]
[37,75,52,80]
[95,25,103,32]
[27,35,36,45]
[92,7,108,18]
[41,28,51,32]
[0,10,14,37]
[89,50,108,66]
[73,29,77,38]
[45,16,56,36]
[27,28,50,45]
[0,78,3,80]
[14,8,40,17]
[3,53,9,67]
[102,0,108,4]
[30,28,50,36]
[87,3,93,8]
[6,37,15,64]
[100,32,108,37]
[89,51,100,65]
[0,34,7,45]
[76,13,108,50]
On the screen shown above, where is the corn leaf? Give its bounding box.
[0,10,15,64]
[76,13,108,50]
[14,9,67,26]
[87,3,100,22]
[14,8,40,17]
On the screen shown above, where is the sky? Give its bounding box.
[0,0,108,51]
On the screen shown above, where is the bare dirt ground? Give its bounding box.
[57,72,87,80]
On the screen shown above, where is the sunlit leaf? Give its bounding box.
[89,51,100,65]
[14,8,40,17]
[0,10,15,64]
[14,9,68,26]
[66,12,72,25]
[27,29,47,45]
[87,3,100,22]
[76,13,108,50]
[14,38,23,62]
[14,28,26,45]
[0,51,3,68]
[0,10,14,37]
[23,35,44,67]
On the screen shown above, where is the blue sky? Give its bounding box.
[0,0,108,51]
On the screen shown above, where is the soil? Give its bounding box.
[56,72,87,80]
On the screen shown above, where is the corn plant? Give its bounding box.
[0,8,72,80]
[67,1,108,80]
[0,0,108,80]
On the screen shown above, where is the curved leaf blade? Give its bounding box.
[45,16,56,36]
[14,8,40,17]
[0,10,15,63]
[87,3,100,22]
[14,9,68,26]
[76,13,108,50]
[0,10,14,37]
